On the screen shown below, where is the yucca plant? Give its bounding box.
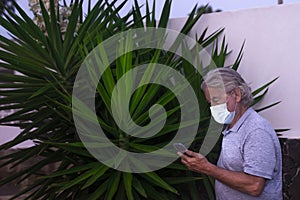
[0,0,280,199]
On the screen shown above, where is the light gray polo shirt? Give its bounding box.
[215,108,282,200]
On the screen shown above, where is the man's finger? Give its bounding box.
[185,150,205,159]
[185,150,196,157]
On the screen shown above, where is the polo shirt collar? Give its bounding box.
[222,107,253,136]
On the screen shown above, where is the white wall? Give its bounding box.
[168,3,300,138]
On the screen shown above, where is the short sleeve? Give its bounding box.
[242,129,276,179]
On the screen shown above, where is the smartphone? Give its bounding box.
[173,143,190,156]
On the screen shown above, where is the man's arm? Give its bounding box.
[180,150,265,196]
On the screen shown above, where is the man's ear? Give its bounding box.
[233,87,242,102]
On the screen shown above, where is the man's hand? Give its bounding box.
[178,150,213,174]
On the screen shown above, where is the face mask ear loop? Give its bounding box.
[225,90,234,103]
[233,99,238,112]
[226,91,237,112]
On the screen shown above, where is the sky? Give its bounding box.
[170,0,300,17]
[136,0,300,18]
[1,0,299,34]
[3,0,300,37]
[7,0,300,19]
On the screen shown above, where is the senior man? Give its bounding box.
[179,68,282,200]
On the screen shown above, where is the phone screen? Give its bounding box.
[173,143,187,153]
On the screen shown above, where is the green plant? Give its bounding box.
[0,0,279,199]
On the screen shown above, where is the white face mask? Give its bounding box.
[210,102,235,124]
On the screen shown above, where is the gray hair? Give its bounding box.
[201,68,253,107]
